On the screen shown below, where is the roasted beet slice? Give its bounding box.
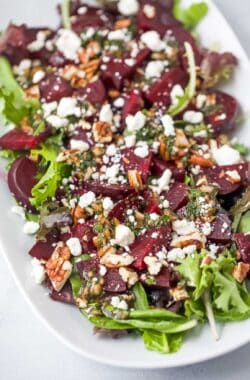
[152,157,185,181]
[0,127,51,151]
[144,68,188,106]
[48,280,74,304]
[121,90,144,125]
[203,163,250,196]
[77,257,100,280]
[134,48,151,68]
[153,267,172,288]
[29,231,59,261]
[0,24,32,64]
[39,74,73,102]
[143,189,161,214]
[109,193,140,222]
[137,0,180,36]
[101,59,134,91]
[77,80,107,105]
[234,233,250,264]
[71,7,113,33]
[69,127,94,148]
[103,269,127,293]
[121,148,153,182]
[8,156,38,208]
[170,26,202,67]
[130,225,172,270]
[163,182,188,212]
[205,91,238,134]
[84,181,135,200]
[71,222,97,253]
[208,210,232,244]
[48,51,73,68]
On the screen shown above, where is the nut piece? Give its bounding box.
[232,262,250,283]
[100,250,134,268]
[45,242,72,292]
[171,232,206,250]
[127,170,143,190]
[93,121,113,143]
[170,286,189,301]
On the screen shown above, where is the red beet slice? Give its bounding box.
[163,182,188,212]
[134,48,151,68]
[153,266,172,288]
[144,68,188,106]
[143,190,161,214]
[234,233,250,264]
[130,225,172,270]
[0,127,51,151]
[0,24,33,64]
[49,281,74,304]
[103,269,127,293]
[152,157,185,181]
[205,91,238,134]
[77,80,107,105]
[208,210,232,244]
[71,7,113,33]
[77,257,100,280]
[138,0,180,36]
[101,59,134,90]
[109,193,140,222]
[121,148,153,182]
[71,222,97,253]
[121,90,144,125]
[39,74,73,102]
[203,163,250,196]
[29,231,59,261]
[8,156,38,208]
[84,180,135,199]
[170,26,202,67]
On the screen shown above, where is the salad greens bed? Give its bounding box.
[0,0,250,354]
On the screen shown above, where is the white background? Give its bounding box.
[0,0,250,379]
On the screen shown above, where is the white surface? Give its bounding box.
[0,0,250,378]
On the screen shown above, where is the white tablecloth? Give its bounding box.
[0,1,250,379]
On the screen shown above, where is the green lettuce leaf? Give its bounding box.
[230,186,250,232]
[132,282,149,310]
[173,0,208,31]
[0,57,40,124]
[61,0,71,30]
[30,144,70,209]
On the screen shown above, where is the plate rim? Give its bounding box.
[0,0,250,369]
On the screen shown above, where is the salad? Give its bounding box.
[0,0,250,355]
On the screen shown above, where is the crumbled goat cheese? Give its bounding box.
[119,267,138,286]
[212,145,241,166]
[145,60,165,79]
[106,164,120,182]
[15,59,31,75]
[150,213,160,221]
[103,197,114,211]
[143,4,156,18]
[32,70,45,84]
[115,224,135,247]
[134,144,149,158]
[144,256,162,275]
[108,29,127,41]
[11,205,25,220]
[167,248,186,262]
[161,115,175,136]
[126,111,146,132]
[31,258,46,284]
[118,0,139,16]
[140,31,165,52]
[79,191,96,208]
[183,111,204,124]
[225,170,241,183]
[100,104,113,124]
[70,139,89,152]
[125,134,136,148]
[106,144,117,156]
[57,97,81,118]
[170,84,184,106]
[55,29,81,61]
[152,169,172,194]
[46,115,68,129]
[42,101,58,118]
[66,237,82,256]
[125,58,135,67]
[113,97,125,108]
[111,296,128,310]
[196,94,207,109]
[201,222,212,236]
[172,219,197,236]
[99,265,107,276]
[23,221,39,235]
[27,31,46,52]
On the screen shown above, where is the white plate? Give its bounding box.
[0,0,250,369]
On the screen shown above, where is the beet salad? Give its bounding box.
[0,0,250,354]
